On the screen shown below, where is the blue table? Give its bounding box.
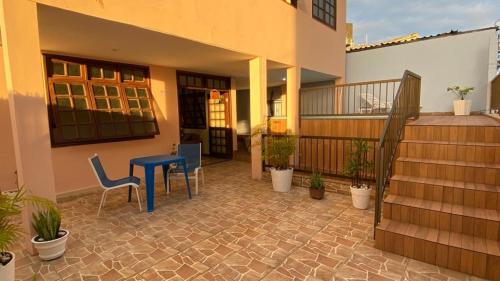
[128,155,192,212]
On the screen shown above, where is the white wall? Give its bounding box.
[346,28,498,113]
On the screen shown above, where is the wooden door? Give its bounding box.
[208,91,232,158]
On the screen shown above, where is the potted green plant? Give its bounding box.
[253,124,297,192]
[447,86,474,115]
[0,188,55,281]
[344,139,374,209]
[309,171,325,200]
[31,205,69,261]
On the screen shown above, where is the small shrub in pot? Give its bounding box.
[31,205,69,261]
[344,139,374,209]
[309,171,325,200]
[447,86,474,116]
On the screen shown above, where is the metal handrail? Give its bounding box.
[374,70,421,232]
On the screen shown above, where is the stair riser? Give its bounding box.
[375,228,500,281]
[398,142,500,165]
[390,180,500,211]
[403,125,500,143]
[394,160,500,185]
[383,202,499,240]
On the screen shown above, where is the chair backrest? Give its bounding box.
[177,143,201,172]
[88,154,113,189]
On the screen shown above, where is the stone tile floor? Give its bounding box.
[12,161,485,281]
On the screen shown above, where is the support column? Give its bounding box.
[286,66,300,134]
[230,78,238,153]
[249,57,267,180]
[0,0,57,252]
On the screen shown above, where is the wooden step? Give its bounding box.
[383,194,500,240]
[398,141,500,165]
[375,220,500,280]
[394,157,500,185]
[390,175,500,210]
[403,125,500,143]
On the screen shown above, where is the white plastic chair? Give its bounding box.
[88,154,142,216]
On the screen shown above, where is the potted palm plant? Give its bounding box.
[0,188,55,281]
[345,139,374,209]
[31,206,69,261]
[309,171,325,200]
[264,132,297,192]
[447,86,474,115]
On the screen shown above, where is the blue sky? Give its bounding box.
[347,0,500,44]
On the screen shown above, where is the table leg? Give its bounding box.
[162,164,169,193]
[182,160,192,199]
[128,163,134,202]
[145,166,155,212]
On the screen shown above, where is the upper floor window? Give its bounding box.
[45,55,159,146]
[312,0,336,29]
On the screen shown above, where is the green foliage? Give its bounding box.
[344,139,374,188]
[252,123,297,170]
[32,207,61,241]
[310,171,324,190]
[447,86,474,100]
[0,188,57,254]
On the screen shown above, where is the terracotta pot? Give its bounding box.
[270,168,293,192]
[31,229,69,261]
[0,252,15,281]
[309,187,325,200]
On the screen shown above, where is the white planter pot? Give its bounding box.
[31,229,69,261]
[350,186,371,209]
[0,252,15,281]
[270,168,293,192]
[453,100,471,116]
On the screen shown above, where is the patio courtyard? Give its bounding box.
[13,161,484,281]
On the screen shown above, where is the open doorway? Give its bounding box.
[177,71,233,160]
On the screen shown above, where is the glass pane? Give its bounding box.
[144,122,156,134]
[122,69,133,81]
[128,99,140,109]
[106,86,119,97]
[137,88,148,97]
[74,98,88,110]
[207,79,213,89]
[95,98,109,109]
[179,75,186,86]
[143,111,154,121]
[61,126,78,140]
[78,125,95,138]
[97,111,112,123]
[133,70,145,81]
[115,123,130,136]
[220,80,227,89]
[59,111,75,124]
[187,76,194,86]
[213,80,220,89]
[70,84,85,96]
[99,124,115,137]
[52,62,65,75]
[130,110,142,121]
[56,97,72,109]
[103,68,115,79]
[195,77,202,87]
[131,123,145,135]
[92,85,105,96]
[111,111,126,122]
[76,111,91,123]
[54,83,69,95]
[110,98,122,109]
[67,63,81,76]
[139,99,150,109]
[90,66,102,78]
[125,88,136,97]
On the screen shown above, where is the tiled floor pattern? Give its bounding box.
[12,161,486,281]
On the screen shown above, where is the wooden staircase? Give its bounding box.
[375,117,500,280]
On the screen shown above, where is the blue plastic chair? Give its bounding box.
[88,154,142,216]
[167,143,204,195]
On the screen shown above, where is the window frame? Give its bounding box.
[312,0,337,30]
[45,54,160,147]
